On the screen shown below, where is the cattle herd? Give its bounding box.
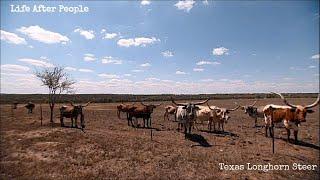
[117,92,319,144]
[14,92,319,144]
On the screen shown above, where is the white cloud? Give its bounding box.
[74,28,95,40]
[311,54,319,60]
[101,56,123,64]
[212,47,229,56]
[98,73,119,79]
[141,0,151,6]
[132,69,143,73]
[176,70,187,75]
[78,68,93,73]
[193,68,204,72]
[202,0,209,5]
[124,74,132,77]
[18,58,54,68]
[1,30,27,45]
[174,0,195,12]
[140,63,151,67]
[17,25,69,44]
[201,79,214,82]
[162,50,174,57]
[65,67,77,71]
[1,64,30,72]
[101,29,106,33]
[103,33,118,39]
[308,65,316,69]
[196,61,221,66]
[83,53,96,62]
[117,37,160,47]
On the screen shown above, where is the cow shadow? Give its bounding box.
[272,137,320,150]
[200,130,238,137]
[133,125,161,131]
[185,133,211,147]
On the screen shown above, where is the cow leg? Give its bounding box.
[60,116,64,127]
[75,116,78,128]
[269,127,273,138]
[254,117,257,127]
[265,125,269,137]
[164,112,168,121]
[127,116,130,126]
[222,123,224,132]
[286,128,291,142]
[294,130,298,143]
[149,117,151,128]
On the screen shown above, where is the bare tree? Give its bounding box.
[35,66,75,125]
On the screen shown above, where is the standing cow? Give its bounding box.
[60,102,91,130]
[263,92,319,143]
[239,101,265,127]
[117,103,136,119]
[163,105,177,121]
[206,104,240,132]
[171,98,209,135]
[127,102,161,128]
[25,102,35,114]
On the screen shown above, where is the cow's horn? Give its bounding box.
[140,101,148,106]
[305,94,320,109]
[228,105,240,111]
[250,100,257,106]
[68,101,74,106]
[171,97,187,106]
[194,98,210,105]
[83,102,91,107]
[271,92,297,108]
[154,103,162,107]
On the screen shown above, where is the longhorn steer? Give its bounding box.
[172,98,209,135]
[164,105,177,121]
[127,102,161,128]
[263,92,319,143]
[239,101,265,127]
[60,102,90,130]
[206,104,240,132]
[25,102,35,114]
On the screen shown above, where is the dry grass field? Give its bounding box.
[0,98,319,179]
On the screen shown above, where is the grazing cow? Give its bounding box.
[239,101,265,127]
[263,92,319,143]
[117,103,136,119]
[171,98,209,135]
[163,105,177,121]
[60,102,91,130]
[127,102,161,128]
[25,102,35,114]
[206,104,240,132]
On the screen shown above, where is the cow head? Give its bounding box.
[172,98,209,120]
[240,101,257,115]
[69,101,91,129]
[140,102,162,113]
[272,92,319,123]
[207,104,240,123]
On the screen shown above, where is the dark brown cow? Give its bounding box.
[263,92,319,142]
[60,102,90,130]
[25,102,35,114]
[239,101,265,127]
[127,102,161,128]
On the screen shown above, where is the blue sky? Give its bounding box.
[1,0,319,94]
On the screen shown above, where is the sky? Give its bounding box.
[0,0,319,94]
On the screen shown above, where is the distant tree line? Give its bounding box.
[0,93,318,104]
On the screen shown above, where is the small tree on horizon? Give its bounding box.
[35,66,75,125]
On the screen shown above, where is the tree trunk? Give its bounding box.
[50,104,55,125]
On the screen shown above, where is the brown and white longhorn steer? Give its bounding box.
[60,102,91,130]
[263,92,319,143]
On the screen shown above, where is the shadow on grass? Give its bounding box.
[185,133,211,147]
[200,130,238,137]
[271,136,320,150]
